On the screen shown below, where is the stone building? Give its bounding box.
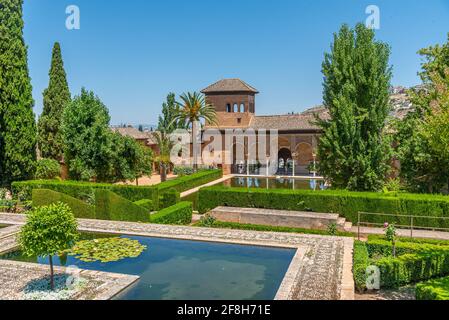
[201,79,328,175]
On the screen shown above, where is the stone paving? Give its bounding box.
[0,213,354,300]
[0,260,138,300]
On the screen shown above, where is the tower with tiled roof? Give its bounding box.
[201,79,258,128]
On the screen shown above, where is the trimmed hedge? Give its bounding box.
[12,169,222,204]
[32,189,150,222]
[13,180,154,202]
[157,169,222,193]
[376,251,449,288]
[353,241,370,292]
[357,237,449,289]
[32,189,95,219]
[94,190,151,222]
[151,201,193,225]
[159,188,180,209]
[198,187,449,227]
[416,276,449,300]
[134,199,154,212]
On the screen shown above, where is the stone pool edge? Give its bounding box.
[0,213,354,300]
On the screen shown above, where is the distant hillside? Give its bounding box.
[300,85,427,120]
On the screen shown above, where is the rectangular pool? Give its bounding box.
[1,234,295,300]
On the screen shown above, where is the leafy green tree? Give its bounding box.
[152,131,172,182]
[154,93,188,180]
[158,93,187,133]
[173,92,217,171]
[61,89,113,181]
[35,158,61,180]
[62,89,152,183]
[0,0,37,186]
[394,34,449,193]
[111,134,153,185]
[316,23,393,191]
[19,202,79,290]
[38,42,71,161]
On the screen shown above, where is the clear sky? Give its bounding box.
[23,0,449,125]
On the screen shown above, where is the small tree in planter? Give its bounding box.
[19,203,79,290]
[384,222,397,257]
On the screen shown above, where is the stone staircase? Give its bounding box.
[208,207,353,232]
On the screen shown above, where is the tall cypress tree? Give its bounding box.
[316,23,392,191]
[0,0,37,186]
[38,42,71,161]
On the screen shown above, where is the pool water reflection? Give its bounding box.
[1,235,295,300]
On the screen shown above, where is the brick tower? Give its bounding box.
[201,79,259,128]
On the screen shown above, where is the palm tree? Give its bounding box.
[152,131,173,182]
[173,92,217,171]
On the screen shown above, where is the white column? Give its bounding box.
[266,159,269,177]
[292,160,295,177]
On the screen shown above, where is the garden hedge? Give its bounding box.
[156,169,222,193]
[354,237,449,290]
[151,201,193,225]
[32,189,96,219]
[416,276,449,300]
[353,241,370,292]
[134,199,154,212]
[94,190,151,222]
[14,180,154,202]
[159,188,180,209]
[32,189,150,222]
[12,169,222,205]
[376,251,449,288]
[198,187,449,227]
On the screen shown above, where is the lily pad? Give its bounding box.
[65,237,147,263]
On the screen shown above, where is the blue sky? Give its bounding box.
[23,0,449,125]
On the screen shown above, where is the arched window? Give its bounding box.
[240,103,245,113]
[226,104,231,113]
[233,104,239,113]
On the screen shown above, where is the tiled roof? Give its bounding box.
[201,79,259,94]
[250,113,326,131]
[112,127,157,144]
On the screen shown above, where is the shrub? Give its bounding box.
[34,159,60,180]
[366,238,449,257]
[159,188,180,209]
[32,189,95,219]
[151,202,193,225]
[173,166,195,176]
[198,186,449,228]
[12,169,222,204]
[94,190,151,223]
[134,199,154,212]
[353,241,370,292]
[12,180,155,202]
[416,276,449,300]
[368,234,449,247]
[375,251,449,288]
[19,202,78,289]
[157,169,222,193]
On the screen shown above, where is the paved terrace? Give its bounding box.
[0,213,354,300]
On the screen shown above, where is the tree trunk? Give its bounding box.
[160,163,167,182]
[49,255,54,290]
[135,176,139,186]
[192,120,199,172]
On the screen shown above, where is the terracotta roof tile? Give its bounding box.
[201,79,259,94]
